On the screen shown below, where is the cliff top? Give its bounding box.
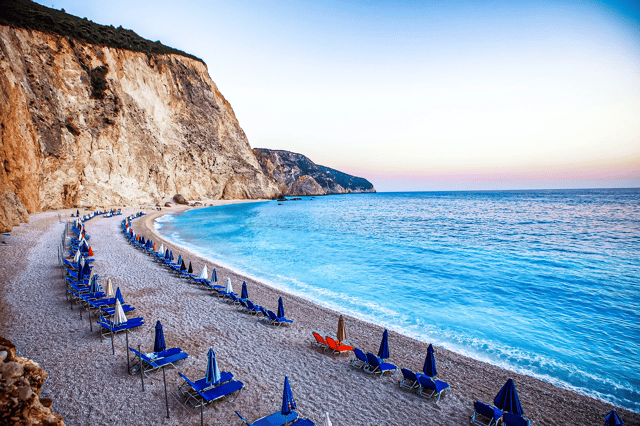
[0,0,204,63]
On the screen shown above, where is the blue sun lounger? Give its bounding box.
[364,353,397,377]
[177,371,234,397]
[470,401,503,426]
[178,372,243,408]
[239,300,263,315]
[129,347,188,375]
[502,413,530,426]
[416,374,450,402]
[399,368,421,390]
[98,317,144,340]
[350,348,369,369]
[235,410,299,426]
[264,310,294,326]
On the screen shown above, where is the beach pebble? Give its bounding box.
[0,350,7,362]
[1,361,23,379]
[18,386,32,400]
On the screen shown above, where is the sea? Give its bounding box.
[154,189,640,412]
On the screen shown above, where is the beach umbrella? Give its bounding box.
[114,299,127,326]
[323,413,333,426]
[169,251,174,262]
[105,278,114,298]
[604,410,624,426]
[176,254,182,266]
[225,278,233,294]
[241,281,248,300]
[88,246,94,256]
[89,274,101,293]
[277,297,285,318]
[378,329,390,360]
[423,343,437,378]
[337,315,347,343]
[154,321,166,353]
[73,249,81,264]
[205,347,221,386]
[80,261,91,282]
[180,259,186,272]
[115,287,125,305]
[76,209,79,217]
[281,376,296,416]
[494,378,524,416]
[158,244,165,255]
[153,242,156,251]
[197,265,208,281]
[164,249,170,261]
[212,268,218,283]
[188,262,193,274]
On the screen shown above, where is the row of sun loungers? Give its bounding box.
[121,220,296,328]
[62,214,145,344]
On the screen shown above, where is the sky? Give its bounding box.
[36,0,640,191]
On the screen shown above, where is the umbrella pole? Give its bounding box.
[110,331,115,355]
[79,303,82,320]
[138,344,145,391]
[125,331,130,374]
[88,307,92,331]
[163,367,169,418]
[200,399,203,426]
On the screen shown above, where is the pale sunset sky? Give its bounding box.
[36,0,640,191]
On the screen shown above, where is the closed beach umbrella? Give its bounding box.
[114,299,127,326]
[88,246,94,256]
[205,347,221,386]
[323,413,333,426]
[198,265,208,280]
[82,261,91,279]
[241,281,248,300]
[169,251,174,262]
[115,287,124,305]
[604,410,624,426]
[277,297,285,318]
[89,274,101,293]
[176,254,182,265]
[212,268,218,283]
[154,321,166,353]
[378,329,390,360]
[188,262,193,274]
[281,376,296,416]
[180,259,186,271]
[105,278,114,298]
[164,249,170,261]
[494,378,524,416]
[337,315,347,343]
[423,343,437,378]
[73,249,81,264]
[225,277,233,294]
[158,244,165,255]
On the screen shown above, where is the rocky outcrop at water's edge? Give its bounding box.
[0,336,65,425]
[253,148,376,196]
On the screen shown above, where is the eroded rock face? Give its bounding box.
[0,336,65,426]
[253,148,376,196]
[0,26,281,231]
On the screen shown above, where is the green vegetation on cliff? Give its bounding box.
[0,0,203,63]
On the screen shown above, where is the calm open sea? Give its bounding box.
[155,189,640,412]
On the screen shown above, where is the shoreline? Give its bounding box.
[0,205,637,425]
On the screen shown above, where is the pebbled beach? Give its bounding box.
[1,206,638,426]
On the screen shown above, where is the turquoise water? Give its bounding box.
[155,189,640,412]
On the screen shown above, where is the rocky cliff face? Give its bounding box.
[253,148,375,196]
[0,25,281,232]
